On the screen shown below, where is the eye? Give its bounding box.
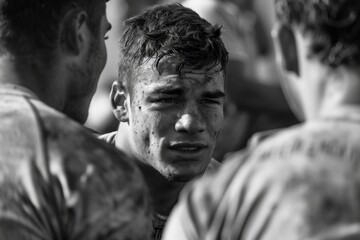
[156,98,177,103]
[104,35,109,40]
[149,96,182,106]
[201,99,221,105]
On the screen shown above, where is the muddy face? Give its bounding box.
[126,57,225,181]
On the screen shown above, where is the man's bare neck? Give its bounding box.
[0,56,66,111]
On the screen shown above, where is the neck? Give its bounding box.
[321,66,360,115]
[0,56,67,111]
[115,123,186,216]
[137,161,185,216]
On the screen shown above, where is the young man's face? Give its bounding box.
[126,57,225,182]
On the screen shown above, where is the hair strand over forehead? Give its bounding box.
[117,3,228,89]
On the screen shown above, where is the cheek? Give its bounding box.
[155,113,176,137]
[96,40,107,72]
[131,108,165,147]
[100,44,107,68]
[129,107,148,145]
[206,110,224,137]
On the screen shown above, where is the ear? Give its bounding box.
[110,81,129,122]
[60,9,89,55]
[273,25,300,76]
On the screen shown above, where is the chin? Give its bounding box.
[162,165,206,182]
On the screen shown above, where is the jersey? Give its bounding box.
[163,105,360,240]
[0,84,150,240]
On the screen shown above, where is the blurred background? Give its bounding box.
[85,0,299,161]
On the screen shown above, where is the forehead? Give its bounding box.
[132,57,225,90]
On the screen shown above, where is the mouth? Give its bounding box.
[168,142,208,152]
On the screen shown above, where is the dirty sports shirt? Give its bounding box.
[163,105,360,240]
[0,84,150,240]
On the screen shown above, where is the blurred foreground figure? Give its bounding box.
[163,0,360,239]
[0,0,150,239]
[85,0,160,134]
[100,4,228,239]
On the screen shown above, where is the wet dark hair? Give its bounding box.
[118,3,228,90]
[0,0,107,57]
[275,0,360,68]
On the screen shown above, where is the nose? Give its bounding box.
[175,113,205,134]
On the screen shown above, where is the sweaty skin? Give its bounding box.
[123,57,225,182]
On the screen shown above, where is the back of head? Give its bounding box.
[117,3,228,92]
[0,0,105,59]
[275,0,360,68]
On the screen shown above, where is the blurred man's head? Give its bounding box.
[0,0,112,123]
[111,4,228,181]
[273,0,360,120]
[275,0,360,68]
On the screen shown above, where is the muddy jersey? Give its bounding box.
[163,105,360,240]
[0,84,150,240]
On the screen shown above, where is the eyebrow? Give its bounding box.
[151,86,184,95]
[150,86,225,99]
[202,90,225,99]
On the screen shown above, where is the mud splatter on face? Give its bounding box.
[126,58,225,181]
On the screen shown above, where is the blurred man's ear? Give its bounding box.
[110,81,129,122]
[273,24,300,76]
[272,24,305,122]
[60,9,89,56]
